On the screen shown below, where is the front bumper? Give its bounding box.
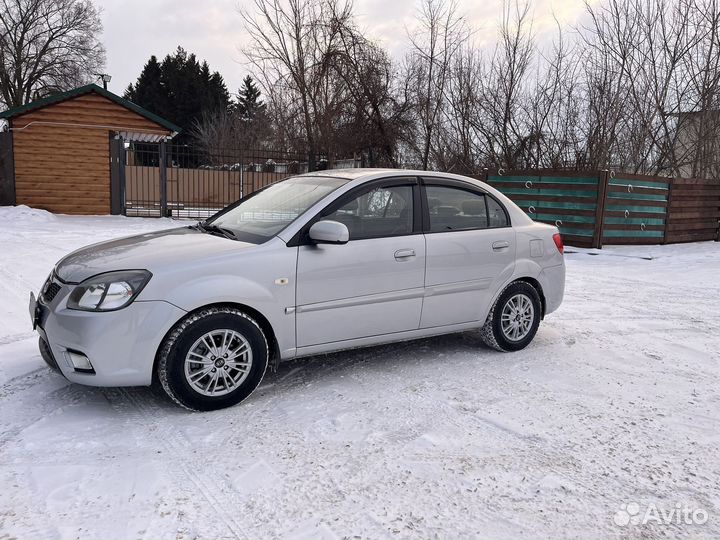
[34,282,187,387]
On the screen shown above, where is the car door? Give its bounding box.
[295,178,425,348]
[420,179,516,328]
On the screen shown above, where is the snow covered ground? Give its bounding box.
[0,205,718,540]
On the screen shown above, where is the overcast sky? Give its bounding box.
[95,0,597,96]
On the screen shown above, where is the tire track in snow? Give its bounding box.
[0,383,76,450]
[0,377,79,540]
[114,387,251,540]
[0,366,50,399]
[0,262,39,299]
[0,331,35,345]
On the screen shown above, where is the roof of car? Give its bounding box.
[300,168,480,181]
[298,168,389,180]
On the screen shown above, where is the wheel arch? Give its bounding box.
[513,276,546,318]
[152,301,280,385]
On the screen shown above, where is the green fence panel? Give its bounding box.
[603,216,665,226]
[488,175,540,183]
[605,204,667,214]
[602,229,664,238]
[554,226,595,237]
[486,170,675,245]
[607,192,667,202]
[611,179,669,189]
[540,176,599,185]
[534,213,596,224]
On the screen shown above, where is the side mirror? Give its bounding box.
[308,220,349,245]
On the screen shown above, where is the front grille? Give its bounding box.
[42,280,62,303]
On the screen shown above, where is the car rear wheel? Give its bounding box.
[156,307,268,411]
[481,281,542,352]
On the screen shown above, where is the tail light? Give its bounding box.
[553,233,564,254]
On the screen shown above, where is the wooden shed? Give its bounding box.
[0,84,179,215]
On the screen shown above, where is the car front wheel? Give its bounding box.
[481,281,542,352]
[156,307,268,411]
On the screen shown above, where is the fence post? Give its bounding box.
[662,177,674,244]
[239,149,244,199]
[0,131,15,206]
[593,169,610,249]
[308,151,316,172]
[159,140,168,217]
[109,136,125,215]
[119,142,126,215]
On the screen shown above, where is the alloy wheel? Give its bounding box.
[183,329,253,396]
[500,293,535,342]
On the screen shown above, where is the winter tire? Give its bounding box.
[480,281,542,352]
[156,307,268,411]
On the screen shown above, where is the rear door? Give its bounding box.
[295,178,425,347]
[420,178,516,328]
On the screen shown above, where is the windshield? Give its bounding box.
[206,176,349,243]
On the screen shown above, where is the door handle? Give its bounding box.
[394,248,416,260]
[492,241,510,250]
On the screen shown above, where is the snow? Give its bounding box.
[0,207,719,539]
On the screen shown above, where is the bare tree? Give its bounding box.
[524,21,583,168]
[191,111,238,165]
[485,1,534,168]
[438,44,483,173]
[235,0,720,178]
[0,0,105,108]
[580,0,720,176]
[676,0,720,177]
[329,5,413,166]
[406,0,470,170]
[241,0,353,169]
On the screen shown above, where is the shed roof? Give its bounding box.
[0,83,181,134]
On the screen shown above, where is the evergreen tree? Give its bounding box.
[124,56,164,116]
[236,76,266,122]
[124,47,230,143]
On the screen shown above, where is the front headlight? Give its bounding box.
[67,270,152,312]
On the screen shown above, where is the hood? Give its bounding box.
[55,227,256,283]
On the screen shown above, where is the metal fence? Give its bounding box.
[122,142,360,219]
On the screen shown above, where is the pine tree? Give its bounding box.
[125,56,165,118]
[236,76,266,122]
[124,47,230,143]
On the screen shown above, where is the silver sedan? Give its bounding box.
[29,169,565,410]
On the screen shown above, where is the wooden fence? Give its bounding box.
[665,178,720,243]
[481,169,720,248]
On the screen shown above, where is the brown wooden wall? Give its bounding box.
[11,93,170,215]
[665,178,720,243]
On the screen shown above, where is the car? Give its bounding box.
[29,169,565,411]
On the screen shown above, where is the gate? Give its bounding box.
[120,142,308,219]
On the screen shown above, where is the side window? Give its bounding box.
[426,185,488,232]
[486,196,509,227]
[324,185,414,240]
